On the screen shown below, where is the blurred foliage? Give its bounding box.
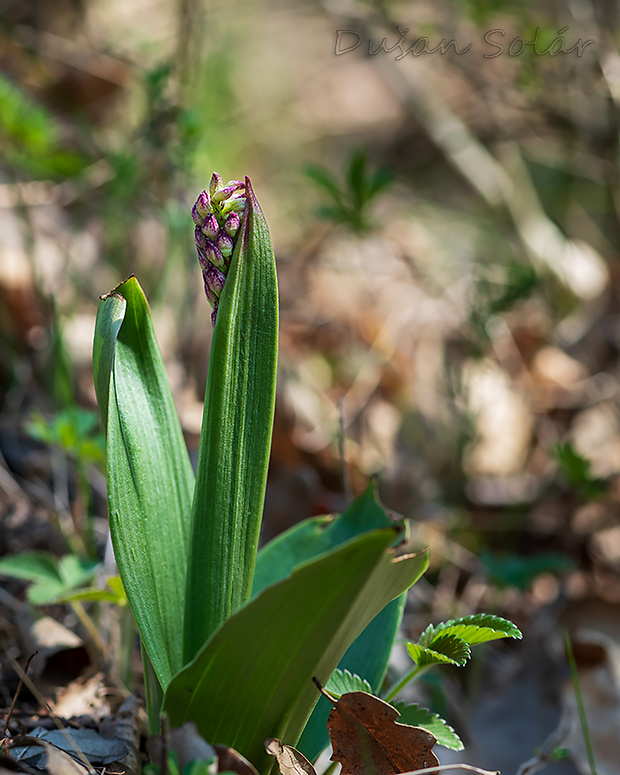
[25,406,105,468]
[552,442,607,500]
[305,149,394,232]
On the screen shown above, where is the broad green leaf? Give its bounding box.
[325,669,372,698]
[183,178,279,663]
[407,635,471,667]
[253,484,407,761]
[252,483,397,596]
[430,614,523,645]
[164,528,429,775]
[392,703,463,751]
[93,276,195,689]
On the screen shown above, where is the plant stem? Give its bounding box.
[384,663,429,702]
[70,600,107,661]
[564,631,597,775]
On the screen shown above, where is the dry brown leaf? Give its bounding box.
[325,691,439,775]
[214,744,260,775]
[264,738,317,775]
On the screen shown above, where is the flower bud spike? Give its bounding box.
[193,172,248,325]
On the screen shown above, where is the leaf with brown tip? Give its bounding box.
[326,692,439,775]
[265,738,317,775]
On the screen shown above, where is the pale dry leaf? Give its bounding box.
[264,738,317,775]
[45,745,92,775]
[326,691,439,775]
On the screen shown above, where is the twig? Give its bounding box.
[3,646,97,774]
[2,651,37,737]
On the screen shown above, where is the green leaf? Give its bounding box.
[164,528,429,775]
[0,552,99,605]
[430,614,523,645]
[325,669,372,698]
[252,483,396,596]
[392,703,463,751]
[93,276,195,690]
[0,552,62,584]
[183,178,279,663]
[253,484,407,761]
[481,551,573,591]
[407,635,471,667]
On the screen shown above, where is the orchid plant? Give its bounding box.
[92,174,520,774]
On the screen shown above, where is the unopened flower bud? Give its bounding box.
[209,172,224,197]
[201,262,226,306]
[220,192,246,216]
[212,181,245,203]
[201,213,219,240]
[192,191,212,225]
[215,231,234,259]
[223,212,240,236]
[199,240,226,271]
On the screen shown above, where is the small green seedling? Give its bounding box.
[305,149,393,232]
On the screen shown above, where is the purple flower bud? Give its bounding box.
[201,262,226,305]
[209,172,224,197]
[212,181,245,203]
[201,213,219,240]
[192,191,212,225]
[223,212,240,236]
[220,192,246,216]
[215,230,234,259]
[200,240,226,270]
[195,225,208,253]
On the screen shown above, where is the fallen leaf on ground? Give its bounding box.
[264,738,316,775]
[214,744,259,775]
[323,690,439,775]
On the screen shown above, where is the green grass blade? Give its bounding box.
[164,528,429,775]
[93,276,194,689]
[183,178,278,662]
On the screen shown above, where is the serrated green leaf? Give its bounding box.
[407,634,471,667]
[431,614,523,645]
[392,703,463,751]
[325,669,372,698]
[93,276,195,690]
[164,529,429,775]
[183,178,278,663]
